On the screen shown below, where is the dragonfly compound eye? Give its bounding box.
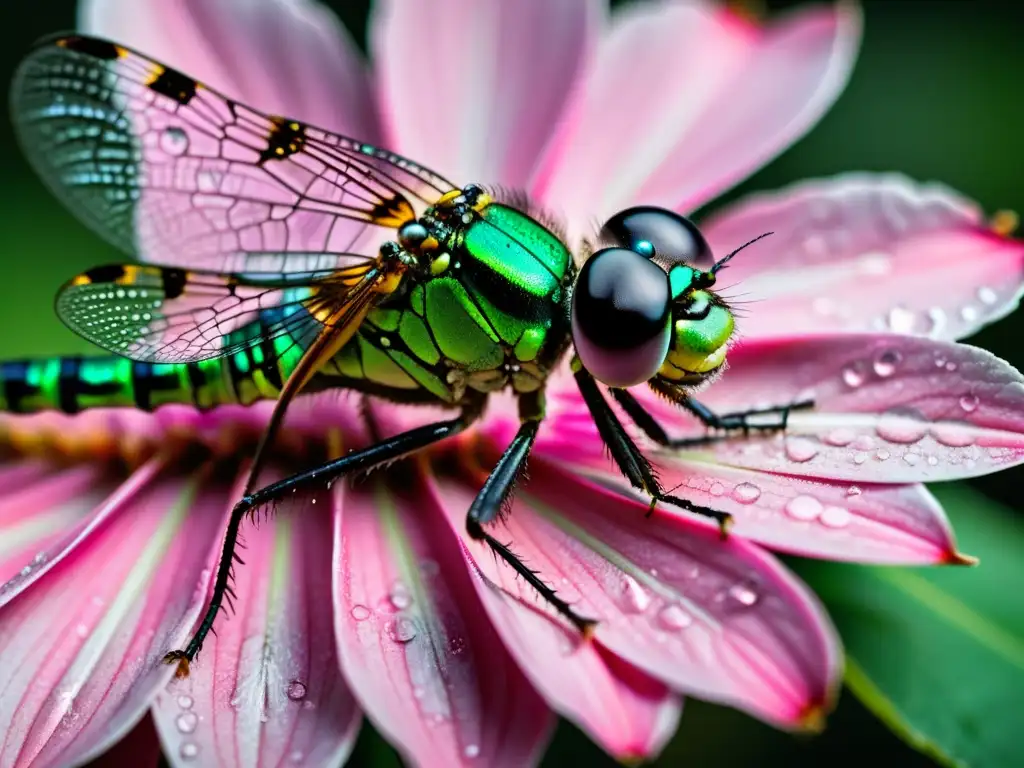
[600,206,713,269]
[572,247,672,387]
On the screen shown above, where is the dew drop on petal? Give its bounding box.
[886,305,916,333]
[175,712,198,734]
[876,411,927,444]
[709,482,725,497]
[350,604,371,621]
[903,453,920,466]
[852,435,875,451]
[732,482,762,504]
[846,485,862,497]
[464,744,481,759]
[180,742,199,761]
[873,349,901,378]
[177,695,194,710]
[619,574,652,614]
[820,506,852,529]
[824,428,856,447]
[160,127,189,156]
[927,455,939,466]
[656,604,693,630]
[75,623,89,638]
[875,449,891,461]
[960,305,979,322]
[785,437,819,463]
[728,583,759,606]
[388,617,418,644]
[959,394,979,413]
[978,287,998,305]
[290,750,305,764]
[932,422,975,448]
[785,495,822,521]
[842,365,864,388]
[287,681,307,701]
[389,582,412,610]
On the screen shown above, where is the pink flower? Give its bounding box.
[2,0,1024,766]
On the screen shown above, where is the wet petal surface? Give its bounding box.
[702,173,1024,340]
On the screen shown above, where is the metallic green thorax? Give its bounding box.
[2,203,575,415]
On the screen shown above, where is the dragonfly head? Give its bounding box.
[572,207,765,389]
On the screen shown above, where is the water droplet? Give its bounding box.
[389,582,412,610]
[728,584,759,606]
[858,251,892,276]
[785,495,822,521]
[960,305,979,322]
[945,361,958,372]
[177,695,194,710]
[388,617,418,644]
[903,452,920,466]
[824,428,856,447]
[978,287,998,305]
[927,307,948,336]
[927,455,939,466]
[732,482,762,504]
[785,437,819,463]
[959,394,979,413]
[852,452,868,465]
[160,127,189,156]
[350,604,371,621]
[875,449,891,461]
[464,744,481,759]
[75,623,89,638]
[886,305,916,333]
[852,435,875,451]
[873,349,901,378]
[932,422,975,447]
[656,604,693,630]
[709,482,725,497]
[412,686,425,699]
[619,574,652,613]
[287,681,307,701]
[179,742,199,760]
[876,411,927,444]
[842,365,864,388]
[820,506,852,529]
[290,750,305,764]
[846,485,862,497]
[175,711,198,734]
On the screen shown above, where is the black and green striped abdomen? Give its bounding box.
[0,353,290,414]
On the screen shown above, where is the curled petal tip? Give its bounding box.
[944,550,980,566]
[991,209,1019,236]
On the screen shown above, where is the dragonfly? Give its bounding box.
[6,34,812,677]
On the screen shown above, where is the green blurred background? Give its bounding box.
[0,1,1021,766]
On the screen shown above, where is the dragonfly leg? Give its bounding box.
[612,385,814,448]
[163,405,480,677]
[465,392,597,636]
[573,362,732,534]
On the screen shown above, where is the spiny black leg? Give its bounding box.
[573,361,732,534]
[615,384,814,448]
[163,406,480,677]
[465,392,597,636]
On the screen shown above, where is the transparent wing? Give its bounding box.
[13,34,458,270]
[55,252,379,363]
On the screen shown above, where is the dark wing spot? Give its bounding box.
[56,36,123,59]
[369,195,415,228]
[258,118,307,164]
[161,268,188,299]
[149,68,198,105]
[83,264,128,283]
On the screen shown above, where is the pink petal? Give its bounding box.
[703,173,1024,340]
[81,0,376,138]
[333,476,553,767]
[372,0,597,186]
[433,473,840,731]
[152,468,360,768]
[535,334,1024,487]
[532,1,859,231]
[0,461,114,591]
[0,461,230,768]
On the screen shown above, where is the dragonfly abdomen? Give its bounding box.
[0,354,286,414]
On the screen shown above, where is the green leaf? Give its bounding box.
[794,484,1024,768]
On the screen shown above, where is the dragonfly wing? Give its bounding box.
[13,35,458,270]
[55,253,377,364]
